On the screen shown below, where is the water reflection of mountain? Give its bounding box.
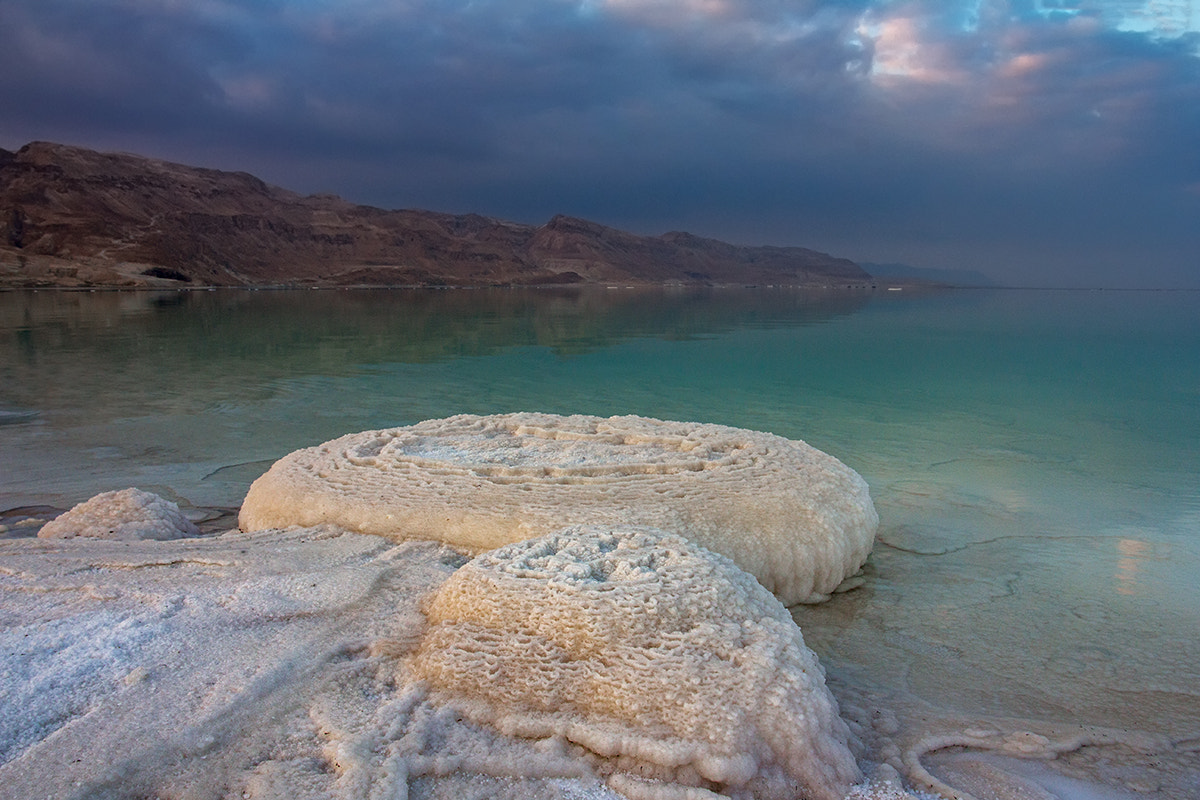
[3,288,871,409]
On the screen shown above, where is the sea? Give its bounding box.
[1,286,1197,797]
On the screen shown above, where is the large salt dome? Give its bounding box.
[411,525,862,800]
[239,413,879,604]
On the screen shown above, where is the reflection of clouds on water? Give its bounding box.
[1108,522,1198,604]
[1115,537,1151,597]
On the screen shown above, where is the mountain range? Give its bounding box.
[0,142,876,290]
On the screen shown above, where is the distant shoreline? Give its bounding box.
[0,268,936,293]
[3,142,880,291]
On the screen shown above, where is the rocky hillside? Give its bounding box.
[0,142,872,289]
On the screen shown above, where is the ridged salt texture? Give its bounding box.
[38,488,201,541]
[410,525,862,800]
[239,413,878,604]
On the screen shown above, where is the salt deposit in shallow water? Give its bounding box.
[410,524,862,800]
[239,413,878,604]
[38,487,201,541]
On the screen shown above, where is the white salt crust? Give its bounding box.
[410,525,863,800]
[239,413,879,604]
[1,526,1180,799]
[38,488,201,541]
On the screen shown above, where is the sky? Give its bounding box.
[1,0,1198,288]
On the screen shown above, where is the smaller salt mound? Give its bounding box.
[38,489,201,541]
[410,525,862,800]
[239,413,878,604]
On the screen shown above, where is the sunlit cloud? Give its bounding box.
[851,2,1196,163]
[857,12,971,84]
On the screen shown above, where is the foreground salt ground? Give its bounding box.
[0,522,879,800]
[2,521,1186,800]
[1,526,562,799]
[0,522,1185,796]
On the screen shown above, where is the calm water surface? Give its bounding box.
[2,287,1198,789]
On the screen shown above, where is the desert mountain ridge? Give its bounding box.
[0,141,876,289]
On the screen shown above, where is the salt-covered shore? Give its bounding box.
[3,415,1195,800]
[2,522,894,800]
[0,415,884,800]
[4,520,1186,800]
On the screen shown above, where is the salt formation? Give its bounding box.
[239,413,878,604]
[410,525,862,800]
[38,488,201,541]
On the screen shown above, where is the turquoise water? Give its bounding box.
[2,287,1198,787]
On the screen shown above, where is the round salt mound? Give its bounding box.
[38,488,201,541]
[239,413,877,604]
[411,525,862,800]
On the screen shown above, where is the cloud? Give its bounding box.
[0,0,1196,286]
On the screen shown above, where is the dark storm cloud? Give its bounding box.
[831,3,1200,286]
[1,0,1197,286]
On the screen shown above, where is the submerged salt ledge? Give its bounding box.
[239,413,879,605]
